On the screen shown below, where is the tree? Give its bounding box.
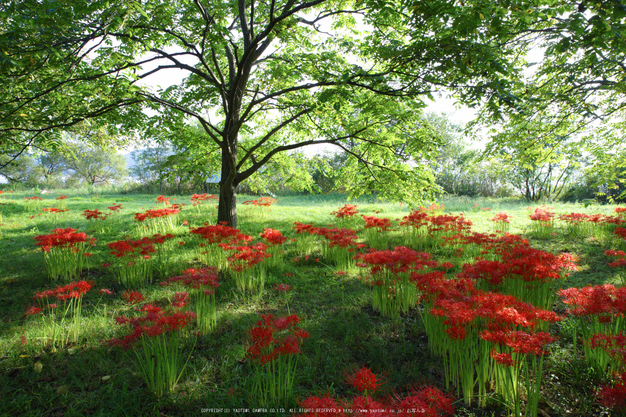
[64,142,127,186]
[3,0,624,226]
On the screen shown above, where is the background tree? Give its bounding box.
[64,142,127,187]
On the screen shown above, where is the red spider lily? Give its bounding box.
[362,215,392,231]
[399,209,430,229]
[24,196,43,201]
[260,228,288,245]
[26,306,43,316]
[82,209,108,220]
[393,385,455,417]
[109,308,196,349]
[134,207,180,222]
[558,212,591,225]
[108,237,156,258]
[606,249,626,268]
[458,245,578,288]
[156,195,170,205]
[42,207,69,213]
[427,213,473,234]
[163,267,219,289]
[108,204,122,211]
[56,195,68,200]
[293,222,316,234]
[598,372,626,413]
[100,288,113,295]
[121,290,145,304]
[311,226,361,248]
[274,284,292,292]
[246,314,309,365]
[616,227,626,240]
[480,330,556,355]
[190,223,251,244]
[34,280,93,301]
[529,207,554,223]
[558,284,626,317]
[331,204,359,219]
[357,246,437,275]
[171,292,189,308]
[345,367,385,395]
[490,351,517,367]
[150,233,176,244]
[221,242,271,271]
[34,228,96,252]
[190,193,217,205]
[242,196,277,206]
[489,212,512,223]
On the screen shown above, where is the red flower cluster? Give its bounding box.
[56,195,68,200]
[458,245,578,286]
[480,330,556,356]
[109,305,196,349]
[108,204,122,212]
[356,247,437,275]
[529,207,554,223]
[24,196,43,201]
[190,222,251,245]
[122,290,145,304]
[331,204,359,219]
[362,215,392,231]
[313,227,363,249]
[490,212,512,223]
[34,228,96,252]
[399,210,472,235]
[559,284,626,318]
[190,193,217,205]
[246,314,309,365]
[42,207,69,213]
[163,267,219,292]
[293,222,315,234]
[616,227,626,240]
[260,228,288,245]
[558,212,591,225]
[108,237,156,259]
[345,367,384,394]
[134,208,180,222]
[598,372,626,413]
[242,196,277,207]
[426,288,562,340]
[585,214,625,226]
[606,249,626,268]
[274,283,292,292]
[156,195,170,205]
[83,209,108,220]
[171,292,189,308]
[33,280,93,301]
[221,242,271,271]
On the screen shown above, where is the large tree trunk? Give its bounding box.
[217,139,239,227]
[217,181,237,228]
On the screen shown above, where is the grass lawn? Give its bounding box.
[0,189,624,416]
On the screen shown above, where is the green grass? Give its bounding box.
[0,189,624,416]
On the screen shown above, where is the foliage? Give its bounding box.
[6,0,597,227]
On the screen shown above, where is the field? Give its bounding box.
[1,189,625,417]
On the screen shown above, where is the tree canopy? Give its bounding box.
[1,0,625,224]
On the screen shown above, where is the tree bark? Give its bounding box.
[217,181,237,227]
